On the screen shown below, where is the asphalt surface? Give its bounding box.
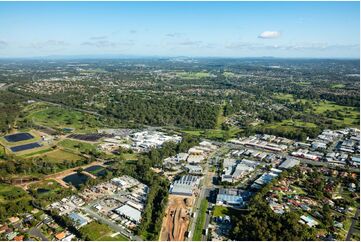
[81,206,142,241]
[345,208,360,241]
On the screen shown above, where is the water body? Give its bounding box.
[10,142,42,152]
[4,132,34,142]
[63,173,89,188]
[85,165,108,177]
[37,188,50,194]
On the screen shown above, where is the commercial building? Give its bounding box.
[169,175,200,196]
[216,188,244,206]
[278,159,300,170]
[185,164,203,175]
[115,204,142,224]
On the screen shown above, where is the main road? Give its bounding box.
[187,145,227,241]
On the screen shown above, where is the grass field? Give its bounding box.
[29,179,69,203]
[262,119,318,132]
[213,205,230,217]
[272,94,359,128]
[122,153,138,161]
[193,199,208,241]
[22,148,54,157]
[331,83,346,89]
[27,106,104,132]
[80,222,128,241]
[313,101,359,126]
[182,126,241,141]
[42,149,83,162]
[175,71,212,79]
[0,183,31,205]
[58,139,97,153]
[0,145,5,156]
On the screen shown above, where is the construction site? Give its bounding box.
[160,195,194,241]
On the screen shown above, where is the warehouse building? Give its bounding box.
[169,175,200,196]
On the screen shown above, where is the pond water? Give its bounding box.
[63,173,89,188]
[85,165,108,177]
[84,165,103,173]
[37,188,50,194]
[10,142,42,152]
[4,132,34,142]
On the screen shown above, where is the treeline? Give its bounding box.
[0,91,26,133]
[103,93,220,129]
[0,153,92,179]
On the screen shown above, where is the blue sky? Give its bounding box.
[0,1,359,58]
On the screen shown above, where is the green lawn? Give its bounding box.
[42,149,83,162]
[122,153,138,161]
[58,139,97,153]
[27,106,105,132]
[0,183,32,206]
[28,179,70,202]
[271,94,359,128]
[313,101,359,127]
[80,222,128,241]
[263,119,318,132]
[175,71,211,79]
[213,205,230,217]
[331,83,345,89]
[193,199,208,241]
[22,148,54,157]
[182,126,241,141]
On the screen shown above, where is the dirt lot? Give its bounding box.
[160,195,194,241]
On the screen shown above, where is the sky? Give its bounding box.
[0,1,359,58]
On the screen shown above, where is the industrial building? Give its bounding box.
[169,175,200,196]
[216,188,244,207]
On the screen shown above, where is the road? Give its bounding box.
[202,202,213,241]
[346,208,360,241]
[187,150,215,240]
[81,206,142,241]
[187,145,225,241]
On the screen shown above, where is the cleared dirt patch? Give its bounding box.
[160,195,194,241]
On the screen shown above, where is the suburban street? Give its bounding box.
[80,206,142,241]
[346,208,360,241]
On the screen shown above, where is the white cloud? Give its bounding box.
[258,31,281,39]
